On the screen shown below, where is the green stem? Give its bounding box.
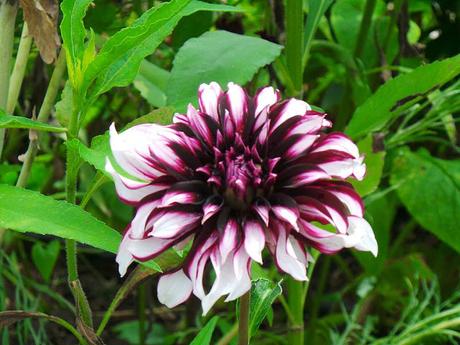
[15,50,67,188]
[238,292,250,345]
[285,0,304,96]
[354,0,377,59]
[0,0,18,158]
[7,22,33,114]
[287,278,304,345]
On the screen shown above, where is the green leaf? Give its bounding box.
[125,107,175,128]
[0,184,120,252]
[133,60,170,107]
[0,110,66,132]
[249,279,282,337]
[31,240,61,282]
[55,81,73,127]
[190,316,219,345]
[68,134,110,176]
[350,135,385,196]
[346,54,460,139]
[0,184,161,271]
[390,148,460,253]
[167,30,283,112]
[60,0,94,85]
[84,0,241,98]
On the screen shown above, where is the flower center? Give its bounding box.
[221,149,262,210]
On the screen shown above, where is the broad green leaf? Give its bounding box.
[351,135,385,196]
[0,184,120,252]
[0,110,66,132]
[390,148,460,253]
[190,316,219,345]
[133,60,170,107]
[125,107,175,128]
[167,30,283,112]
[31,240,61,283]
[0,184,161,271]
[346,54,460,139]
[84,0,241,98]
[249,279,282,337]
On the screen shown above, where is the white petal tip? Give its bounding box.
[157,270,193,309]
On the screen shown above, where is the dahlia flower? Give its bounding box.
[106,82,377,315]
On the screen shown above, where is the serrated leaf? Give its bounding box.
[60,0,93,76]
[0,110,66,132]
[0,184,162,271]
[166,30,283,112]
[346,54,460,139]
[190,316,219,345]
[84,0,241,98]
[249,279,282,337]
[390,148,460,253]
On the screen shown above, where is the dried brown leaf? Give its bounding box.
[19,0,60,64]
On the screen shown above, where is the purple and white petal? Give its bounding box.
[151,211,201,239]
[274,223,307,281]
[243,219,265,263]
[198,82,223,121]
[254,86,280,115]
[226,82,248,132]
[157,270,193,308]
[270,99,311,133]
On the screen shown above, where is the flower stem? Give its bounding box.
[7,22,33,114]
[286,278,304,345]
[238,291,250,345]
[285,0,304,97]
[354,0,377,59]
[0,0,18,158]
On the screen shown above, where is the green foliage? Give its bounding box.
[190,316,219,345]
[0,184,121,253]
[249,279,283,337]
[166,30,283,111]
[83,0,241,99]
[2,0,460,343]
[31,240,60,283]
[133,60,170,107]
[346,54,460,139]
[391,148,460,254]
[0,110,66,132]
[351,135,386,196]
